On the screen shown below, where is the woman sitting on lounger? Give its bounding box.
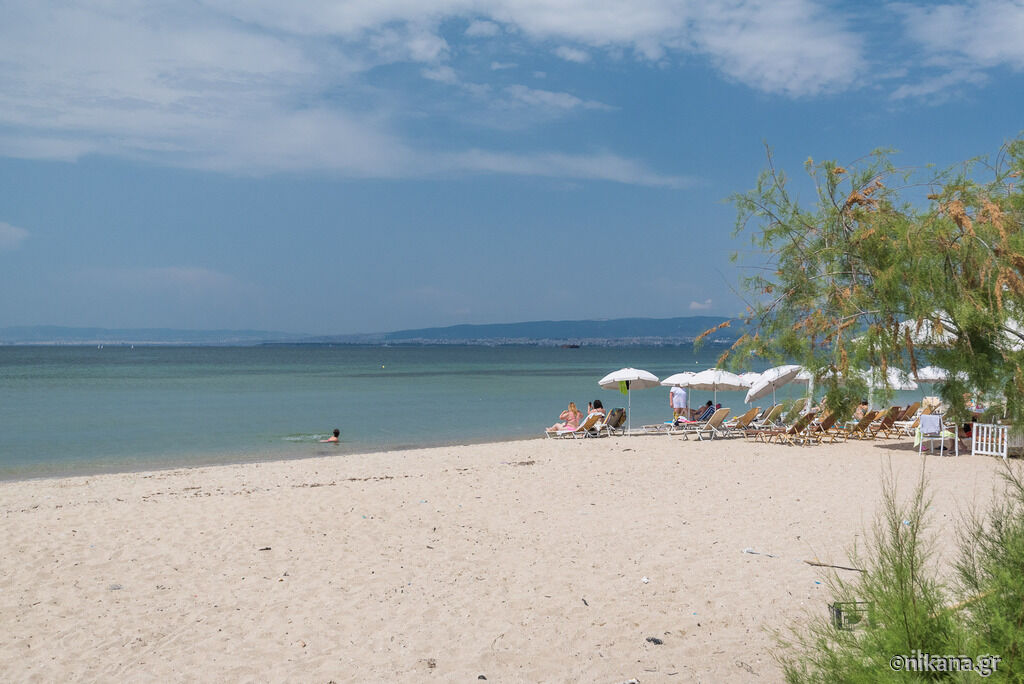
[547,402,584,433]
[687,401,714,422]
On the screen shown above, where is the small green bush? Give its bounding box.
[777,463,1024,682]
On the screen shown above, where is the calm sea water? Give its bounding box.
[0,345,919,480]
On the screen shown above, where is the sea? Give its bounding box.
[0,345,922,480]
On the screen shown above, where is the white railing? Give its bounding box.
[972,423,1008,460]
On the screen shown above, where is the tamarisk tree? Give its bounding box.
[717,138,1024,425]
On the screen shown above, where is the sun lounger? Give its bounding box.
[867,406,902,439]
[895,402,921,422]
[721,406,761,437]
[596,408,627,436]
[749,404,785,430]
[753,411,816,445]
[641,413,688,434]
[838,410,879,440]
[670,407,731,440]
[545,412,602,439]
[805,412,840,444]
[894,405,934,436]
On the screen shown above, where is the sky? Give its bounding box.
[1,1,1023,335]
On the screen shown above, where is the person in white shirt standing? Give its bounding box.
[670,384,688,420]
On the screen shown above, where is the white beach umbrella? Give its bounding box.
[660,371,697,387]
[686,368,746,404]
[860,367,917,409]
[862,367,918,391]
[898,315,957,347]
[598,367,660,434]
[737,372,763,388]
[744,364,802,405]
[913,366,948,383]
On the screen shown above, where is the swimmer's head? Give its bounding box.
[333,429,340,438]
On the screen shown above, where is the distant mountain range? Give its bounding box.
[302,316,737,346]
[0,316,738,346]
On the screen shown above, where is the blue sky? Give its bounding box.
[1,0,1022,335]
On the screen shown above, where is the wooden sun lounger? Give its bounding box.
[806,412,841,444]
[670,408,731,440]
[595,408,627,436]
[744,404,785,435]
[721,406,761,437]
[839,410,879,440]
[754,411,816,445]
[545,412,602,439]
[895,402,921,422]
[867,406,903,439]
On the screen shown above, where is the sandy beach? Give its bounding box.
[0,436,1010,682]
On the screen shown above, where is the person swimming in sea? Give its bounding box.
[320,429,340,443]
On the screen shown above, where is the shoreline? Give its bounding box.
[1,436,1011,681]
[0,432,546,484]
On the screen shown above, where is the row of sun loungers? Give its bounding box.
[547,401,953,447]
[748,403,946,445]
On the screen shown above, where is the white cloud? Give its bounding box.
[890,68,988,101]
[888,1,1024,100]
[503,84,612,110]
[900,1,1024,69]
[554,46,590,63]
[422,65,460,84]
[448,149,693,188]
[490,61,517,70]
[689,298,713,311]
[466,19,501,37]
[0,1,870,181]
[692,0,864,97]
[0,222,29,251]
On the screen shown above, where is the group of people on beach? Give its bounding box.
[668,384,715,421]
[546,386,720,434]
[546,400,606,433]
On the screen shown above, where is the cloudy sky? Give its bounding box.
[1,0,1022,334]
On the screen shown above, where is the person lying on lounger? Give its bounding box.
[546,402,584,433]
[686,401,714,422]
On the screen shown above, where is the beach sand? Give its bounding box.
[0,436,1010,682]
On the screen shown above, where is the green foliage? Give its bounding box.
[779,464,1024,682]
[777,466,962,682]
[956,468,1024,676]
[723,138,1024,425]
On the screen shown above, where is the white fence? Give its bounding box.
[972,423,1008,460]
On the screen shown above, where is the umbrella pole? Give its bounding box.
[627,387,631,435]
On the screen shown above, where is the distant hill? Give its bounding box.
[0,316,739,346]
[301,316,738,346]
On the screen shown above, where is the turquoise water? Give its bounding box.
[0,345,918,480]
